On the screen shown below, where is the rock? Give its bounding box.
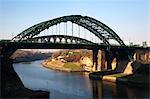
[80,56,92,67]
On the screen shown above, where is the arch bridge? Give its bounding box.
[1,15,148,98]
[12,15,125,47]
[1,15,134,70]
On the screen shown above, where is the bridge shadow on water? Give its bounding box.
[91,80,149,99]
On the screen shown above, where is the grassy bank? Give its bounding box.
[64,62,82,71]
[42,60,85,72]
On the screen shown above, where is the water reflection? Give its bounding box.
[13,60,149,99]
[91,80,149,99]
[91,80,103,99]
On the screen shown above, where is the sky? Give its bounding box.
[0,0,149,45]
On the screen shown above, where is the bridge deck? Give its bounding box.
[0,41,149,50]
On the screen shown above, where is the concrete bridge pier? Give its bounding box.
[1,47,21,97]
[97,50,106,70]
[92,49,114,71]
[105,50,114,70]
[0,47,49,98]
[92,49,98,71]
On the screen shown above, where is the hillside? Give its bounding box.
[42,49,94,72]
[11,49,52,63]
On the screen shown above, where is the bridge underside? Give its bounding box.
[1,42,103,49]
[1,41,148,52]
[1,41,146,50]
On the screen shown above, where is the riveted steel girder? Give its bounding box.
[84,16,125,46]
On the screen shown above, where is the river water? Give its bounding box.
[13,60,149,99]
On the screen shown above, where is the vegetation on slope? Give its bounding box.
[64,62,82,71]
[43,49,93,72]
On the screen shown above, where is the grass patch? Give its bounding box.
[64,62,82,70]
[109,73,126,77]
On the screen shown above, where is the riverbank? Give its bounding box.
[89,61,149,88]
[41,49,94,72]
[42,60,86,72]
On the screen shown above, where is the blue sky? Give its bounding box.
[0,0,149,44]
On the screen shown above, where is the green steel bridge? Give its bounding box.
[1,15,127,47]
[0,15,149,98]
[1,15,148,49]
[0,15,149,68]
[0,15,149,64]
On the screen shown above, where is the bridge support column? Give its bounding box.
[1,48,23,97]
[105,50,113,70]
[0,47,49,98]
[97,50,106,71]
[92,49,98,71]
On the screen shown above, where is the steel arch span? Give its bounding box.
[12,15,125,46]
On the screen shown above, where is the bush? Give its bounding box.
[63,52,81,62]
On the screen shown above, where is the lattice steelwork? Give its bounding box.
[22,35,96,45]
[12,15,125,46]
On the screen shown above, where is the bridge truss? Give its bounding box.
[12,15,125,47]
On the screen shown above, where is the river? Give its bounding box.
[13,60,149,99]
